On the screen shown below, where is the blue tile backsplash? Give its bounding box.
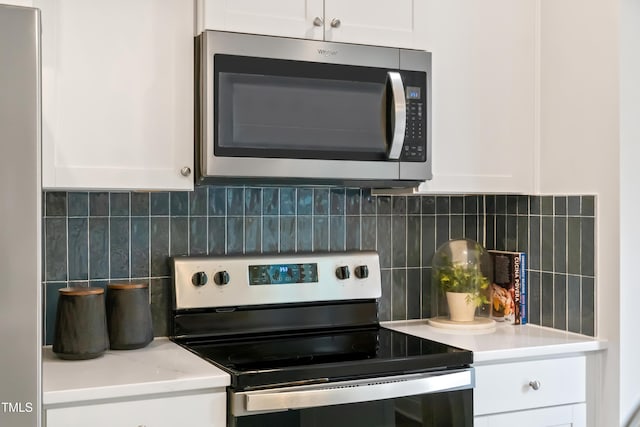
[42,188,597,344]
[487,195,596,335]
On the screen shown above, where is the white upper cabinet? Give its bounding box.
[414,0,537,194]
[323,0,416,48]
[1,0,34,6]
[197,0,324,41]
[197,0,419,49]
[38,0,194,191]
[537,0,618,195]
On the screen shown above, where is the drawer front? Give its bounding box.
[474,356,586,416]
[45,392,225,427]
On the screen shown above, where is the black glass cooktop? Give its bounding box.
[177,326,472,391]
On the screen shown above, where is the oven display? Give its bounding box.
[248,263,318,285]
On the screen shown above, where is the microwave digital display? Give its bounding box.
[406,86,421,100]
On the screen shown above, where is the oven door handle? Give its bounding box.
[386,71,406,160]
[235,369,473,415]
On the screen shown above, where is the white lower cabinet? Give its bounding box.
[475,403,586,427]
[474,356,586,426]
[45,391,226,427]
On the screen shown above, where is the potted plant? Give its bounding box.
[432,239,491,322]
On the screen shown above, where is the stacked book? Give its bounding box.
[488,250,527,325]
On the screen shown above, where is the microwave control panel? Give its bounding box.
[400,72,427,162]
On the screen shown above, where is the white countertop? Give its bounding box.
[43,324,607,406]
[43,338,230,406]
[382,320,607,364]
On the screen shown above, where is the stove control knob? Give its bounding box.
[191,271,208,287]
[355,265,369,279]
[214,271,230,286]
[335,266,350,280]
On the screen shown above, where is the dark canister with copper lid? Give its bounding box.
[52,287,109,360]
[106,282,153,350]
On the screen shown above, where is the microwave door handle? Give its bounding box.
[386,71,406,160]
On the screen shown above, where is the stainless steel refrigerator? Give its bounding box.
[0,4,42,427]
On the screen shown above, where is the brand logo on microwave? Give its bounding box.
[317,48,338,57]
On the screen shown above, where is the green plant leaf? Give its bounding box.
[434,261,490,307]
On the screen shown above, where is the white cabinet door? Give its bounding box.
[1,1,33,6]
[474,403,586,427]
[415,0,537,194]
[473,357,587,427]
[45,392,226,427]
[323,0,416,48]
[38,0,194,191]
[197,0,324,40]
[198,0,418,49]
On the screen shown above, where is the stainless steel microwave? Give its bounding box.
[196,30,432,187]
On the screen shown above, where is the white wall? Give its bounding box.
[619,0,640,424]
[538,0,620,425]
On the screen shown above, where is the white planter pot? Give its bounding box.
[446,292,476,322]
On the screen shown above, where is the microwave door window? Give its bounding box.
[217,72,388,161]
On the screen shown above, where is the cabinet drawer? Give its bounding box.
[45,392,225,427]
[474,356,586,416]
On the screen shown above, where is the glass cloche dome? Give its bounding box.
[431,239,493,322]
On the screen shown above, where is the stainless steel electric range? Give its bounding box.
[170,251,474,427]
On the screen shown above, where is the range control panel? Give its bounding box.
[248,263,319,285]
[171,251,381,310]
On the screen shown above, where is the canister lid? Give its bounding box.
[107,282,148,290]
[58,287,104,296]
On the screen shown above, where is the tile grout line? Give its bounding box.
[358,189,363,252]
[83,193,90,286]
[224,187,228,254]
[65,192,69,287]
[326,189,330,251]
[107,193,111,288]
[186,190,191,256]
[550,196,555,329]
[404,196,409,320]
[564,198,569,331]
[128,192,132,281]
[293,188,298,253]
[42,196,47,340]
[343,188,347,251]
[419,195,423,319]
[311,188,315,251]
[147,193,152,299]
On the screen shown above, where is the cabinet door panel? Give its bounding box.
[474,403,586,427]
[198,0,323,40]
[1,1,33,6]
[324,0,415,48]
[45,392,226,427]
[38,0,194,190]
[416,0,536,193]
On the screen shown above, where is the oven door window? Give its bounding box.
[214,55,422,162]
[232,389,472,427]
